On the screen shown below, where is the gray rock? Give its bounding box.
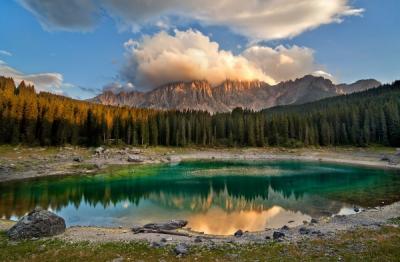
[7,207,66,240]
[281,225,289,230]
[127,155,144,163]
[73,156,83,162]
[311,218,318,224]
[273,231,285,240]
[381,154,390,161]
[354,207,360,212]
[95,147,105,154]
[174,243,189,255]
[194,236,202,243]
[150,241,162,248]
[234,229,243,237]
[299,227,311,235]
[396,148,400,156]
[167,156,181,163]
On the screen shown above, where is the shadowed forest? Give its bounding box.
[1,76,400,147]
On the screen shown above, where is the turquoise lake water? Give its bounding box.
[1,160,399,235]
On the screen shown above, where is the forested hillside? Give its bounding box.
[0,76,399,147]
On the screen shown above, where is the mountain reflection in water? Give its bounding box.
[0,160,399,235]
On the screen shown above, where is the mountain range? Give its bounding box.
[90,75,381,113]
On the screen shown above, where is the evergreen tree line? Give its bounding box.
[1,76,399,147]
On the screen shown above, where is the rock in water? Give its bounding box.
[7,207,66,240]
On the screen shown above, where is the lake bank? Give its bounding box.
[0,146,399,183]
[1,202,400,261]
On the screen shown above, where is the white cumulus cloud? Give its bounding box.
[118,30,329,92]
[18,0,363,40]
[120,30,275,91]
[242,45,328,83]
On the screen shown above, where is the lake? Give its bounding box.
[1,160,400,235]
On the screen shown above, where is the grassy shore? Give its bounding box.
[1,226,400,262]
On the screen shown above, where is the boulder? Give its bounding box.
[7,207,66,240]
[127,155,144,163]
[95,147,105,155]
[234,229,243,237]
[73,156,83,162]
[174,243,189,256]
[194,236,202,243]
[273,231,285,240]
[299,227,311,235]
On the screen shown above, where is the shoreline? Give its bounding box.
[1,201,399,246]
[0,146,399,183]
[1,146,400,251]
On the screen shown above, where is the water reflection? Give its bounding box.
[0,161,399,235]
[187,206,310,235]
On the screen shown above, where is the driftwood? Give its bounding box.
[132,220,189,236]
[132,228,190,237]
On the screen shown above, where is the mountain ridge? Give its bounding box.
[91,75,381,113]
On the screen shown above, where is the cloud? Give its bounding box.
[104,0,364,40]
[118,29,328,92]
[312,70,335,81]
[242,45,327,83]
[103,82,136,93]
[17,0,97,31]
[17,0,363,40]
[0,60,63,93]
[120,30,274,91]
[0,50,12,56]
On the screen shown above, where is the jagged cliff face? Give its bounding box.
[91,76,381,113]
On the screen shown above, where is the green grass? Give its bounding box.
[1,226,400,262]
[388,217,400,225]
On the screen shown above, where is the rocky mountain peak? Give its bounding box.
[90,75,381,113]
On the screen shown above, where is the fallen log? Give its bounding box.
[132,228,190,237]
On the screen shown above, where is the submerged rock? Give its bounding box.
[7,207,66,240]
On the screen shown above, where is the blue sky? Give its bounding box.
[0,0,399,99]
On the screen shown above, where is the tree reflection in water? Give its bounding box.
[1,161,399,234]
